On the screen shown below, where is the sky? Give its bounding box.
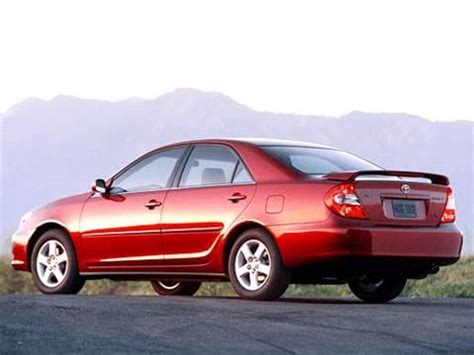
[0,0,473,121]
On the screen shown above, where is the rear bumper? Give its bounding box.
[271,222,463,268]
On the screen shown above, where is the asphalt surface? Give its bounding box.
[0,295,472,354]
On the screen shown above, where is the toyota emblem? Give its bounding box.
[400,184,411,194]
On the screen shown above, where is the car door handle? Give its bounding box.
[144,200,162,209]
[228,193,247,203]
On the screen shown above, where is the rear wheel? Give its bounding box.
[150,280,201,296]
[228,228,290,301]
[348,276,406,303]
[31,229,85,294]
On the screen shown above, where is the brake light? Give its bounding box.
[440,187,456,223]
[324,183,368,219]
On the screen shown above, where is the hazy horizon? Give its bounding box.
[3,89,474,124]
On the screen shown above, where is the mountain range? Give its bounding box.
[1,89,473,254]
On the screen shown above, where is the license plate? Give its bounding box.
[391,200,418,218]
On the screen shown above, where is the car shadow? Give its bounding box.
[193,295,448,306]
[194,295,362,304]
[279,297,362,305]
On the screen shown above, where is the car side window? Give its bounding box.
[179,145,245,187]
[233,162,253,184]
[111,147,186,193]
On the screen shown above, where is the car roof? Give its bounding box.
[164,138,338,150]
[227,138,336,149]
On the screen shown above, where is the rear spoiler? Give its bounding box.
[322,170,449,186]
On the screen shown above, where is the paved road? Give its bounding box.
[0,295,472,353]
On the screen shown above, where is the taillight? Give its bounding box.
[324,183,368,220]
[440,187,456,223]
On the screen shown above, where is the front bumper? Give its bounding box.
[271,222,463,268]
[10,230,30,271]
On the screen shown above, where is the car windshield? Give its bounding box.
[261,146,381,175]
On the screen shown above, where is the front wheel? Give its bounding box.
[348,276,406,303]
[150,280,201,296]
[31,229,85,294]
[228,228,290,301]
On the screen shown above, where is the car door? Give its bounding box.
[80,146,187,270]
[161,144,256,266]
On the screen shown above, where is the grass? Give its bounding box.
[1,257,473,298]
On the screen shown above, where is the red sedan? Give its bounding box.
[11,139,463,302]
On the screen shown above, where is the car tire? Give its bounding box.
[31,229,85,294]
[228,228,290,301]
[348,276,406,303]
[150,281,201,296]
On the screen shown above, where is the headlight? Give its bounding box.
[19,211,33,228]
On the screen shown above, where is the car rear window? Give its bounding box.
[261,146,381,175]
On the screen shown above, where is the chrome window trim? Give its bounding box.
[169,181,256,191]
[91,181,256,198]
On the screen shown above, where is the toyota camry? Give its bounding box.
[11,138,463,302]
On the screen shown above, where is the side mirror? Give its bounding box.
[92,179,108,194]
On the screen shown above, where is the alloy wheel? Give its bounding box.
[36,240,69,288]
[234,239,271,291]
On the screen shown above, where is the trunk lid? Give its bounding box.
[323,170,449,227]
